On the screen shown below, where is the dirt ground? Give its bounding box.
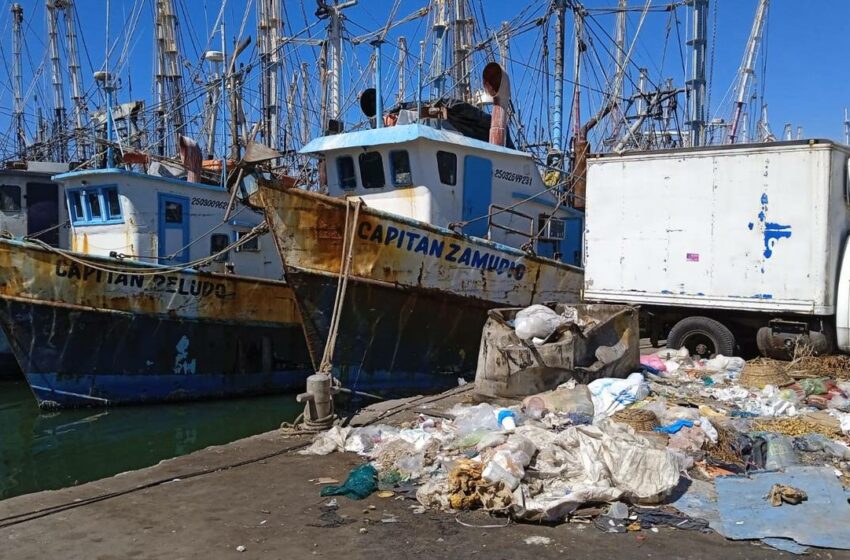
[1,426,847,560]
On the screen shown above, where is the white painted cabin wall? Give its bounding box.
[323,136,573,252]
[57,172,284,281]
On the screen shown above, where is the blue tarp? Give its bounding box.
[715,466,850,550]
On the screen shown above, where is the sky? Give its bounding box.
[1,0,849,154]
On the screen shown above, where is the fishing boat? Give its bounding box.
[260,63,584,394]
[0,168,311,407]
[0,162,72,377]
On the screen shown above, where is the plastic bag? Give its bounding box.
[320,464,378,500]
[799,378,831,396]
[452,403,500,435]
[640,354,667,372]
[514,304,569,340]
[522,384,595,418]
[588,373,650,420]
[761,433,799,470]
[482,434,537,491]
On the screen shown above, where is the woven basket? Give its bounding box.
[740,360,793,389]
[612,408,659,432]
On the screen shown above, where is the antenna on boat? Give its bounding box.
[93,71,116,169]
[202,49,225,158]
[397,36,408,105]
[372,40,384,128]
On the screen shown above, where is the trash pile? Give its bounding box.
[302,343,850,553]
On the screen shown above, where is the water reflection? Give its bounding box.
[0,380,301,500]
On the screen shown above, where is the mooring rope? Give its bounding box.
[24,222,267,277]
[317,197,362,374]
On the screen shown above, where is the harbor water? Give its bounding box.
[0,378,301,501]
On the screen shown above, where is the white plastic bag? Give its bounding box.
[514,305,569,340]
[587,373,649,420]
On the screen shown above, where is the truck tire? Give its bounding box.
[667,316,736,358]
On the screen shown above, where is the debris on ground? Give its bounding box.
[319,464,378,500]
[302,305,850,552]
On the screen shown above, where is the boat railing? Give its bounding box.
[486,204,534,242]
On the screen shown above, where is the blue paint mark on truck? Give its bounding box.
[748,193,792,258]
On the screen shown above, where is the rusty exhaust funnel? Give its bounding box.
[483,62,510,147]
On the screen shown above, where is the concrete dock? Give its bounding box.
[1,388,847,560]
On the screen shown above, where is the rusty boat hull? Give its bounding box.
[0,238,312,407]
[260,185,584,394]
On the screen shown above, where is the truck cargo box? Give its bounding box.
[584,140,850,316]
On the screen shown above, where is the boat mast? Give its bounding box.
[47,1,67,161]
[570,4,585,209]
[498,22,510,65]
[728,0,769,144]
[685,0,708,147]
[397,36,407,105]
[323,0,357,133]
[257,0,283,149]
[154,0,186,156]
[451,0,471,102]
[60,0,88,161]
[845,108,849,145]
[552,0,566,154]
[11,3,26,159]
[431,0,447,100]
[301,62,310,145]
[201,49,224,158]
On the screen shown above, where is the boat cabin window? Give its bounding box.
[210,233,230,262]
[235,230,260,252]
[390,150,412,186]
[104,187,121,220]
[358,151,385,189]
[164,201,183,224]
[537,215,566,241]
[436,151,457,185]
[336,156,356,190]
[87,192,103,220]
[68,191,84,222]
[67,185,124,225]
[0,185,21,212]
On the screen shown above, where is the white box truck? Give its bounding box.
[584,139,850,359]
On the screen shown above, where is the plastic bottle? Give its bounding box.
[496,409,517,431]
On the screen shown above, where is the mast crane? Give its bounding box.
[11,4,26,159]
[685,0,708,147]
[154,0,186,156]
[58,0,89,161]
[257,0,283,149]
[728,0,769,144]
[47,1,67,161]
[316,0,358,133]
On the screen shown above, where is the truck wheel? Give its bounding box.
[667,316,736,358]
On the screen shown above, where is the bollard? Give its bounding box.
[296,373,336,431]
